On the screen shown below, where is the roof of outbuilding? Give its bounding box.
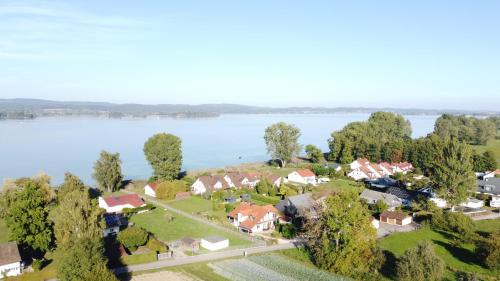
[0,242,21,265]
[380,211,411,220]
[202,236,228,243]
[103,194,145,208]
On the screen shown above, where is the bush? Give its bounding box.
[32,259,45,271]
[396,241,444,281]
[118,226,149,251]
[431,211,475,241]
[122,204,155,215]
[278,223,296,239]
[156,181,187,200]
[225,203,236,213]
[147,237,167,253]
[475,230,500,269]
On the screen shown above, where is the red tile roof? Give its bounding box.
[228,203,277,230]
[147,182,158,191]
[296,169,315,177]
[103,194,145,208]
[380,211,410,220]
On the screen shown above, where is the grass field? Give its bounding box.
[313,178,364,197]
[378,227,499,278]
[0,218,10,243]
[474,218,500,233]
[130,208,252,247]
[473,138,500,168]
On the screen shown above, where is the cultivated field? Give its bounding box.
[209,254,349,281]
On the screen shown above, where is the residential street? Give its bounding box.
[113,242,296,274]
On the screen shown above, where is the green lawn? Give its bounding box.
[474,218,500,233]
[378,227,498,278]
[473,138,500,168]
[313,178,364,197]
[130,208,252,247]
[167,196,226,220]
[171,263,229,281]
[0,218,11,243]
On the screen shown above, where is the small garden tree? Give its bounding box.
[305,144,324,163]
[117,226,148,251]
[93,150,123,193]
[475,230,500,269]
[255,177,269,195]
[155,181,187,200]
[396,241,444,281]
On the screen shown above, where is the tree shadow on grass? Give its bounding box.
[379,250,398,280]
[432,240,482,266]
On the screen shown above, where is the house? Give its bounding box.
[282,193,317,219]
[460,198,484,209]
[200,236,229,251]
[490,195,500,208]
[419,187,447,208]
[370,217,380,229]
[228,203,278,233]
[380,211,412,226]
[360,189,402,210]
[0,243,22,278]
[144,182,158,197]
[480,169,500,180]
[385,186,426,207]
[103,214,124,237]
[191,175,230,194]
[98,194,146,213]
[348,158,414,181]
[477,178,500,196]
[287,169,316,185]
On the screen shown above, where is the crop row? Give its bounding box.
[209,258,295,281]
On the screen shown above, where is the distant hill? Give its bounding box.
[0,98,498,119]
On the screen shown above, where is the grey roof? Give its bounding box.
[477,178,500,195]
[287,193,314,209]
[360,189,402,207]
[369,177,397,188]
[386,186,427,202]
[202,236,227,243]
[0,242,21,265]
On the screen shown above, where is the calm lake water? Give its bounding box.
[0,114,438,184]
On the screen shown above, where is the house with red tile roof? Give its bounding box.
[144,182,158,197]
[227,202,278,233]
[98,193,146,213]
[287,169,316,185]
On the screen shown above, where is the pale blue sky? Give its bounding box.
[1,1,499,110]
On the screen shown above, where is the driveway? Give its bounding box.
[377,222,419,238]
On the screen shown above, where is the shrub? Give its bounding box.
[156,181,187,200]
[225,203,236,213]
[32,259,45,271]
[396,241,444,281]
[117,226,148,251]
[122,204,155,215]
[431,211,475,241]
[475,230,500,269]
[278,223,296,239]
[147,237,166,253]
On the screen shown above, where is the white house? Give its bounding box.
[287,169,316,185]
[348,158,414,181]
[350,158,370,170]
[371,217,380,229]
[98,194,146,213]
[200,236,229,251]
[460,198,485,209]
[490,195,500,208]
[0,243,22,278]
[380,211,412,226]
[191,175,229,194]
[144,182,158,197]
[227,202,278,233]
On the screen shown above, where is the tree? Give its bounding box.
[255,177,270,195]
[155,181,187,200]
[93,151,123,193]
[396,241,445,281]
[117,226,148,251]
[434,114,496,145]
[475,230,500,269]
[372,200,388,214]
[144,133,182,181]
[264,122,302,167]
[58,172,85,200]
[303,192,379,277]
[2,179,53,252]
[430,139,476,211]
[305,144,323,163]
[472,150,497,172]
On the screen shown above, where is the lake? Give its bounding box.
[0,114,438,184]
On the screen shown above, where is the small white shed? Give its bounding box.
[461,198,484,209]
[200,236,229,251]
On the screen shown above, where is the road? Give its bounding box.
[113,242,296,274]
[122,190,263,245]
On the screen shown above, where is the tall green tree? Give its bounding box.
[396,241,445,281]
[434,114,496,145]
[93,151,123,192]
[472,150,497,172]
[475,230,500,269]
[144,133,183,181]
[305,144,324,163]
[2,179,53,252]
[303,192,379,277]
[430,139,476,211]
[255,177,270,195]
[264,122,302,167]
[58,172,85,200]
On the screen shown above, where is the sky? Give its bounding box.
[1,0,499,110]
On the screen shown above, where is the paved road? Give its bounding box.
[113,242,296,274]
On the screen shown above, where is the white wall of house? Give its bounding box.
[191,180,207,194]
[347,169,367,181]
[401,217,412,226]
[144,185,156,197]
[461,199,485,209]
[103,226,120,237]
[0,262,22,278]
[200,239,229,251]
[288,172,316,185]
